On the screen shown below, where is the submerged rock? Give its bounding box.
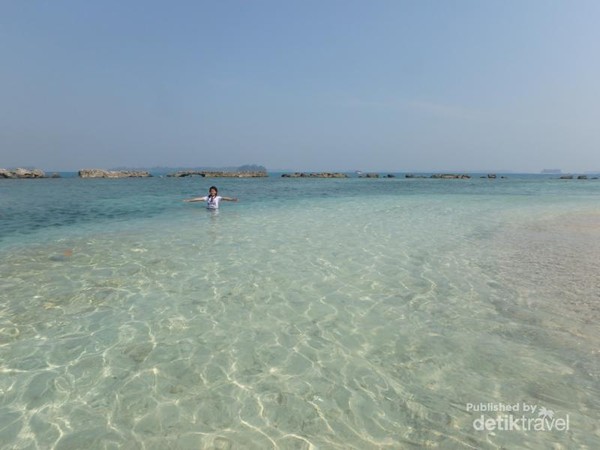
[78,169,152,178]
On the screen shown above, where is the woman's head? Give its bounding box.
[208,186,218,196]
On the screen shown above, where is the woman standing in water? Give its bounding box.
[184,186,238,209]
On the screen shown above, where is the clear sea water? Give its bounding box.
[1,174,599,449]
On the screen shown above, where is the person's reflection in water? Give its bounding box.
[206,208,220,240]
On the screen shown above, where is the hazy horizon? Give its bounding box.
[11,165,600,175]
[5,163,600,175]
[2,1,600,172]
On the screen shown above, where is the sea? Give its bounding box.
[0,173,599,449]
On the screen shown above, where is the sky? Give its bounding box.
[1,0,600,172]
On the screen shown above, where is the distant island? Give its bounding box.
[541,169,562,174]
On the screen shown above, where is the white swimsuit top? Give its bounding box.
[206,195,221,209]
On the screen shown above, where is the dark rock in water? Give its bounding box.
[79,169,152,178]
[386,174,396,178]
[49,249,72,261]
[359,173,380,178]
[431,173,471,179]
[501,176,507,179]
[487,174,497,178]
[124,343,153,363]
[559,175,574,179]
[577,175,588,180]
[0,168,46,178]
[281,172,348,178]
[593,177,599,180]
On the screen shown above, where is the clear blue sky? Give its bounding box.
[1,0,599,172]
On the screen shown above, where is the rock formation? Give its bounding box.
[281,172,348,178]
[0,168,46,178]
[168,171,267,178]
[167,171,206,177]
[430,174,471,179]
[78,169,152,178]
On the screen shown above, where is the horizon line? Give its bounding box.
[13,167,600,175]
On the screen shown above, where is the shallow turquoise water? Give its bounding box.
[1,176,599,449]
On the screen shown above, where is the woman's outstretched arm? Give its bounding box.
[183,196,206,202]
[221,197,238,202]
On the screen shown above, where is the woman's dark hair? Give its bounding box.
[209,186,218,196]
